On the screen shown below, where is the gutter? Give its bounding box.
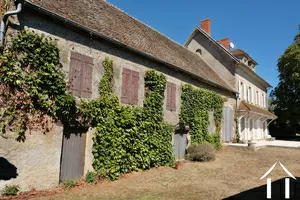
[24,1,236,94]
[237,109,277,120]
[0,1,23,45]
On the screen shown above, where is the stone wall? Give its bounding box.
[186,33,237,89]
[0,5,237,192]
[0,124,63,192]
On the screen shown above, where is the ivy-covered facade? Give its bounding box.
[0,0,237,192]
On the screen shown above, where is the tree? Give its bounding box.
[270,30,300,136]
[268,97,275,113]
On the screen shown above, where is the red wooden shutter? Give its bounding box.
[171,83,176,111]
[81,56,93,98]
[131,70,139,105]
[69,53,82,97]
[69,52,93,98]
[166,82,176,111]
[166,82,172,110]
[121,68,131,104]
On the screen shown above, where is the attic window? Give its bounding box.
[196,49,202,56]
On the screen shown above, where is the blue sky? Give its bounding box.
[108,0,299,90]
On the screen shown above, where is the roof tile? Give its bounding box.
[25,0,234,92]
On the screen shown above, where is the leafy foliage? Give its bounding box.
[85,171,96,183]
[0,30,90,141]
[62,180,77,189]
[91,59,174,180]
[0,30,74,141]
[1,185,19,196]
[186,143,215,162]
[180,84,223,147]
[205,133,222,149]
[0,31,173,180]
[270,32,300,136]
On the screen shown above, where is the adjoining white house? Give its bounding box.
[184,19,277,142]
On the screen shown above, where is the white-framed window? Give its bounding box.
[256,91,259,106]
[262,93,265,108]
[258,91,261,107]
[251,87,255,104]
[240,82,244,100]
[248,87,252,103]
[245,84,248,102]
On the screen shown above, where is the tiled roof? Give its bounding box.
[25,0,235,92]
[238,101,277,119]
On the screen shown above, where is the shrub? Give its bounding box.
[62,180,76,189]
[85,171,96,183]
[186,143,215,162]
[2,185,19,196]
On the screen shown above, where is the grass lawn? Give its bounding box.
[33,146,300,200]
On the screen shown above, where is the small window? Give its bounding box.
[240,82,244,100]
[166,82,176,111]
[256,91,259,106]
[196,49,202,55]
[121,68,139,105]
[248,87,252,103]
[245,85,248,102]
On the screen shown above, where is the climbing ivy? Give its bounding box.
[0,31,174,180]
[0,30,74,141]
[180,84,223,148]
[90,60,174,180]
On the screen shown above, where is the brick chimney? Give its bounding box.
[200,19,211,36]
[217,38,230,50]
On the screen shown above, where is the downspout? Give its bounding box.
[0,1,23,46]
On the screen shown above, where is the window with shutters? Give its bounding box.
[166,82,176,111]
[69,52,93,98]
[121,68,139,105]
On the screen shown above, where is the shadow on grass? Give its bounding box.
[223,177,300,200]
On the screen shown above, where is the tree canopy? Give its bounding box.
[270,31,300,136]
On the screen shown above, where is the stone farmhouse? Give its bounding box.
[0,0,275,192]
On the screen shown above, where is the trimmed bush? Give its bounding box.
[186,143,215,162]
[85,171,96,183]
[2,185,19,196]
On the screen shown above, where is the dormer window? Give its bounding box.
[196,49,202,56]
[243,57,248,65]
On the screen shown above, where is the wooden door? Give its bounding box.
[222,107,233,142]
[60,128,87,181]
[173,131,187,160]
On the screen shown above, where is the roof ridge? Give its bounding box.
[25,0,236,92]
[104,1,234,91]
[105,0,185,49]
